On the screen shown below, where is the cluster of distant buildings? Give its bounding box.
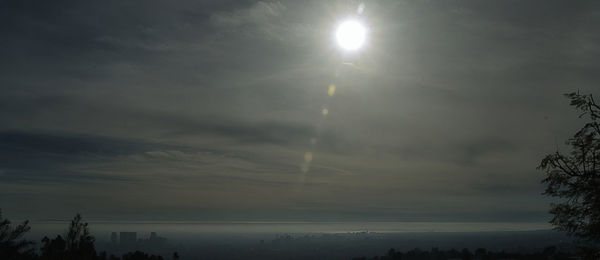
[106,231,168,253]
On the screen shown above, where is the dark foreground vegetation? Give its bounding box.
[537,92,600,259]
[0,210,175,260]
[353,247,577,260]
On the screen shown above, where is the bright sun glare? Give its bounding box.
[335,20,366,51]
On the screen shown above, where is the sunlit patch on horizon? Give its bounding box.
[335,20,366,51]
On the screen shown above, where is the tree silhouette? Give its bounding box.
[539,91,600,258]
[0,209,170,260]
[357,247,574,260]
[0,209,34,260]
[41,213,97,260]
[461,248,473,260]
[40,235,66,259]
[122,251,164,260]
[66,213,96,259]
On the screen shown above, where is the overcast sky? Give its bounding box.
[1,0,599,222]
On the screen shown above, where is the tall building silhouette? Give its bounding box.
[110,232,118,245]
[119,232,137,249]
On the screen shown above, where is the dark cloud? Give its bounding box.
[0,131,169,183]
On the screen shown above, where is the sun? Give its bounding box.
[335,20,366,51]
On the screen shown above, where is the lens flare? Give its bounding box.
[304,152,313,163]
[328,84,336,96]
